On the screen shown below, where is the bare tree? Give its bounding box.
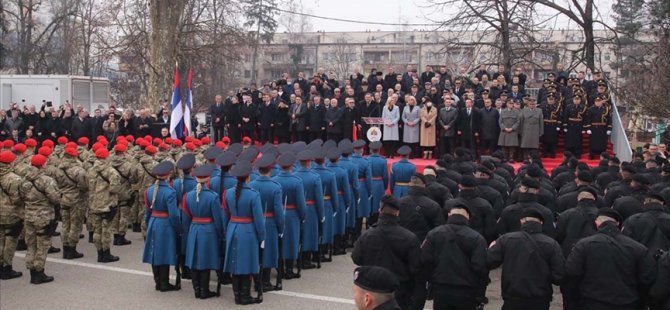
[279,0,313,34]
[322,35,359,81]
[244,0,278,83]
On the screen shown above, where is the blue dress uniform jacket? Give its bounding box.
[174,174,197,254]
[223,185,265,275]
[143,181,181,266]
[250,176,285,269]
[327,162,352,237]
[313,165,339,245]
[339,157,360,228]
[295,167,325,252]
[183,188,225,270]
[391,159,416,198]
[368,154,389,214]
[352,153,373,219]
[273,171,307,260]
[210,171,237,196]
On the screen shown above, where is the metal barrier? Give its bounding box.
[609,95,633,162]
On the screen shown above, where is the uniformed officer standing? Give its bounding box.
[249,154,285,291]
[210,151,238,197]
[143,161,181,292]
[420,204,488,310]
[352,195,422,310]
[223,160,265,305]
[326,148,352,255]
[183,164,224,299]
[57,146,88,259]
[584,96,612,159]
[367,141,388,227]
[295,150,325,269]
[566,208,657,309]
[390,145,416,198]
[21,154,61,284]
[339,141,360,246]
[541,93,561,158]
[88,148,122,263]
[131,143,158,236]
[651,250,670,310]
[497,177,556,238]
[444,175,497,243]
[622,192,670,253]
[352,140,373,235]
[562,95,587,157]
[174,154,197,279]
[273,153,307,279]
[487,208,565,310]
[0,151,25,280]
[312,149,338,262]
[110,143,137,246]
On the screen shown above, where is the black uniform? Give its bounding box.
[351,214,422,310]
[622,202,670,253]
[584,104,611,158]
[444,189,497,242]
[475,178,505,218]
[555,188,606,214]
[487,221,565,310]
[566,221,657,309]
[397,187,446,241]
[423,174,453,208]
[612,186,647,221]
[420,215,488,310]
[497,193,556,238]
[506,187,557,216]
[650,251,670,310]
[562,103,587,157]
[596,166,622,190]
[541,101,561,157]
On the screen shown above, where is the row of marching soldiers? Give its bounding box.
[141,138,415,304]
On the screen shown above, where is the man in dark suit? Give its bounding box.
[457,98,481,154]
[135,108,153,137]
[358,93,381,146]
[420,65,435,86]
[210,95,226,142]
[257,93,276,144]
[90,108,105,142]
[307,96,326,142]
[71,109,91,141]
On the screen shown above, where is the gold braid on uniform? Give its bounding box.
[602,106,610,123]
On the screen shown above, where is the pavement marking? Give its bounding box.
[13,253,354,305]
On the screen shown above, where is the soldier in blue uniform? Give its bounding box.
[295,150,325,269]
[338,140,360,247]
[143,161,182,292]
[173,153,197,279]
[210,151,237,196]
[326,147,352,255]
[273,153,307,279]
[391,145,416,198]
[312,148,339,262]
[203,147,223,179]
[352,140,373,238]
[249,154,285,291]
[182,164,225,299]
[367,141,389,226]
[223,160,265,305]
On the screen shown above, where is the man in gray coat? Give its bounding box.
[518,98,544,159]
[438,98,459,155]
[290,96,308,142]
[498,100,520,162]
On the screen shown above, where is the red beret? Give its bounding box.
[3,140,14,149]
[99,139,108,146]
[57,136,69,145]
[42,140,54,148]
[165,137,173,144]
[31,154,48,167]
[185,136,194,142]
[159,143,169,151]
[78,137,89,145]
[116,136,127,143]
[95,148,110,159]
[201,137,210,144]
[153,138,163,146]
[38,146,53,157]
[117,139,128,146]
[138,140,149,148]
[114,144,127,153]
[185,142,196,151]
[92,142,103,152]
[144,135,152,142]
[12,143,27,154]
[193,139,202,147]
[172,139,183,147]
[242,136,251,143]
[64,147,78,157]
[145,145,157,155]
[125,135,135,142]
[215,141,226,149]
[66,142,77,149]
[96,135,107,142]
[25,138,38,147]
[222,136,231,144]
[0,151,16,164]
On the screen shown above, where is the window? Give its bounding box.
[271,53,282,62]
[270,69,282,79]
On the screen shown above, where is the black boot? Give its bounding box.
[16,238,27,251]
[180,258,191,280]
[300,252,316,269]
[261,268,275,292]
[218,270,231,285]
[47,246,60,254]
[238,276,260,305]
[232,276,241,304]
[152,265,160,290]
[191,270,201,299]
[132,223,141,232]
[30,269,54,284]
[158,265,179,292]
[199,270,217,299]
[70,246,84,259]
[0,264,22,280]
[332,236,346,255]
[88,231,94,243]
[320,246,332,262]
[115,234,131,246]
[62,246,72,259]
[98,249,119,263]
[284,260,300,279]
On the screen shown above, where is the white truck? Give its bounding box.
[0,75,110,112]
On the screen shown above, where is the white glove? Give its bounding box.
[346,208,350,213]
[333,212,338,217]
[607,130,611,135]
[556,127,560,131]
[564,129,568,133]
[321,217,325,223]
[260,240,265,249]
[278,234,283,238]
[587,130,592,135]
[581,131,586,134]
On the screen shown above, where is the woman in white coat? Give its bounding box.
[402,96,420,158]
[382,94,400,157]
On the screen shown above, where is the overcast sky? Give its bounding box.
[279,0,616,33]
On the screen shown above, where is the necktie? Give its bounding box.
[467,109,471,116]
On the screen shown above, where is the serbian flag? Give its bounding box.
[352,122,358,141]
[169,67,185,139]
[183,68,193,137]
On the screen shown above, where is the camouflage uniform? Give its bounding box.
[129,149,144,227]
[56,156,89,251]
[133,154,157,237]
[87,159,122,256]
[109,153,138,243]
[0,161,26,278]
[20,167,61,273]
